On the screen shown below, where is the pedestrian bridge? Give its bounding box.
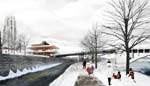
[130,53,150,63]
[55,49,150,63]
[55,49,116,58]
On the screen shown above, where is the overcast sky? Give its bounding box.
[0,0,108,53]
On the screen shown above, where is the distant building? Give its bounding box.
[114,42,150,64]
[29,41,59,57]
[129,44,150,58]
[3,16,17,50]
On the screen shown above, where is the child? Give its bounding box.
[117,71,121,80]
[112,71,121,80]
[112,73,118,79]
[128,68,136,83]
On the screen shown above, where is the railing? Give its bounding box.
[130,53,150,63]
[55,49,116,57]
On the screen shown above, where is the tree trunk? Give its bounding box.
[20,43,21,53]
[95,36,98,69]
[91,51,94,63]
[0,32,2,55]
[95,50,97,69]
[92,55,94,63]
[126,49,130,75]
[125,18,130,75]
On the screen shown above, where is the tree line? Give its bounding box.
[81,0,150,74]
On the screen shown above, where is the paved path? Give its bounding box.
[74,75,106,86]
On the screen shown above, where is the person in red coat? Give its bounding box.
[86,66,91,76]
[112,73,118,79]
[112,71,121,80]
[128,68,136,83]
[117,71,121,80]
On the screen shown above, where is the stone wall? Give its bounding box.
[0,54,70,76]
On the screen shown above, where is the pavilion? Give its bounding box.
[29,41,59,57]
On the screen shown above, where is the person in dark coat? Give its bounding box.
[90,65,94,74]
[82,60,86,69]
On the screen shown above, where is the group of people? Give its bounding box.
[83,60,136,86]
[82,60,135,85]
[82,60,94,76]
[107,60,135,85]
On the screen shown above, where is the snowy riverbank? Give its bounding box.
[49,62,150,86]
[0,63,61,81]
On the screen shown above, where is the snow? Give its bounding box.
[95,70,150,86]
[0,63,61,81]
[50,63,80,86]
[49,62,150,86]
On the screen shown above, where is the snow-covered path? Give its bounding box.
[49,62,150,86]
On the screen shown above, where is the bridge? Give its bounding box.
[55,49,116,57]
[55,49,150,64]
[130,53,150,63]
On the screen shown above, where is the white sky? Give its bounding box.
[0,0,108,53]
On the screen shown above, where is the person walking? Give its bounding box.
[107,60,113,85]
[82,60,86,69]
[128,68,136,83]
[86,66,91,77]
[90,65,94,74]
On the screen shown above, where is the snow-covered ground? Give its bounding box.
[0,63,61,81]
[49,62,150,86]
[50,63,81,86]
[95,69,150,86]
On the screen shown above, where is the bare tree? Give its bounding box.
[81,32,95,62]
[0,32,2,55]
[81,24,105,68]
[103,0,150,74]
[1,29,11,54]
[16,34,30,55]
[22,36,30,55]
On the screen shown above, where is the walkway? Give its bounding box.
[50,62,107,86]
[74,75,106,86]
